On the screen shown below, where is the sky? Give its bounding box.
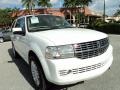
[0,0,120,16]
[89,0,120,16]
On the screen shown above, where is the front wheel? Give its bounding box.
[30,56,47,90]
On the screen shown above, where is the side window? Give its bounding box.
[15,20,20,27]
[15,17,25,32]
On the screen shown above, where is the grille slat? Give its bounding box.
[74,38,109,59]
[59,63,104,76]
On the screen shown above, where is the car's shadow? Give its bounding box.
[8,48,83,90]
[8,48,36,89]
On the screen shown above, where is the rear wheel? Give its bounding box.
[29,55,47,90]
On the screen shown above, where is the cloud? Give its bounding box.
[50,0,58,4]
[89,0,120,16]
[0,0,64,9]
[0,0,21,5]
[50,0,64,8]
[0,0,22,8]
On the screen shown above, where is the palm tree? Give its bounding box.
[63,0,77,24]
[64,0,92,8]
[78,0,92,24]
[0,9,13,27]
[77,0,92,6]
[78,0,92,13]
[63,0,92,26]
[63,0,77,8]
[37,0,52,8]
[21,0,37,14]
[11,7,20,19]
[12,7,20,11]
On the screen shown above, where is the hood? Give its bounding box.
[31,28,107,46]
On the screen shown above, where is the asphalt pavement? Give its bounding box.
[0,34,119,90]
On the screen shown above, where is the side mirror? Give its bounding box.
[12,28,22,32]
[12,28,25,35]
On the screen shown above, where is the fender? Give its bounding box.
[28,42,51,82]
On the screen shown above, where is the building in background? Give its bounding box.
[105,16,120,23]
[12,7,102,26]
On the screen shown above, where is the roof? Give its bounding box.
[84,7,102,17]
[11,7,102,18]
[17,14,60,19]
[11,8,64,18]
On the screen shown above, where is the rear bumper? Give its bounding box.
[46,45,113,85]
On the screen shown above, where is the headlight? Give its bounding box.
[45,45,74,59]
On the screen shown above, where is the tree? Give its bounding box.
[114,9,120,16]
[63,0,92,8]
[114,10,120,16]
[63,0,77,8]
[12,7,20,12]
[78,0,92,6]
[78,0,92,24]
[0,8,13,27]
[63,0,92,25]
[114,5,120,16]
[37,0,52,8]
[21,0,37,13]
[11,7,20,19]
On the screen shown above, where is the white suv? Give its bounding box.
[11,14,113,90]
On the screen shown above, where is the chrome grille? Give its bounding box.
[74,38,109,59]
[59,62,104,76]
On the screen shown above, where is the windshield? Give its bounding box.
[27,15,73,32]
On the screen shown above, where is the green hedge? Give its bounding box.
[96,23,120,34]
[88,22,120,34]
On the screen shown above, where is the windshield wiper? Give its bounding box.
[51,25,74,29]
[29,25,74,32]
[30,26,50,29]
[29,26,53,32]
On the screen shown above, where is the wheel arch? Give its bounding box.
[28,50,51,81]
[28,50,37,64]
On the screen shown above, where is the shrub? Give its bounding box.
[87,19,105,29]
[87,20,120,34]
[96,23,120,34]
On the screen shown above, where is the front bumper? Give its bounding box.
[46,45,113,85]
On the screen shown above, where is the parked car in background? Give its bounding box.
[0,29,12,43]
[79,23,89,28]
[3,30,12,41]
[0,32,3,43]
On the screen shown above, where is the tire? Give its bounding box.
[12,42,19,58]
[0,38,4,43]
[29,55,47,90]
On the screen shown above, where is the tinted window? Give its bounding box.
[27,15,72,32]
[15,17,25,32]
